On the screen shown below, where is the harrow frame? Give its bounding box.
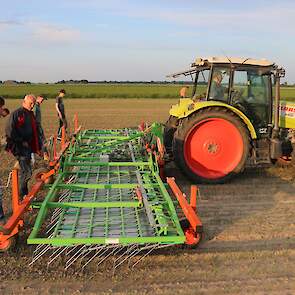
[0,118,203,270]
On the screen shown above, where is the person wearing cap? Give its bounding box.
[55,89,67,139]
[34,95,49,160]
[5,94,40,200]
[0,97,10,222]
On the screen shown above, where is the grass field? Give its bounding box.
[0,99,178,136]
[0,84,183,99]
[1,83,295,101]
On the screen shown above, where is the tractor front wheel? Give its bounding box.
[173,108,250,183]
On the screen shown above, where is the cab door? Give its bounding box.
[231,69,271,135]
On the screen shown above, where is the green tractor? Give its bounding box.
[164,57,295,183]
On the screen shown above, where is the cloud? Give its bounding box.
[0,20,21,30]
[110,3,295,35]
[0,18,81,43]
[28,22,81,43]
[0,20,21,26]
[64,0,295,35]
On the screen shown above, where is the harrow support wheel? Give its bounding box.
[180,218,202,248]
[32,167,54,184]
[173,108,250,183]
[0,236,16,253]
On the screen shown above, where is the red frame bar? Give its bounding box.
[74,113,79,133]
[190,185,197,211]
[61,126,66,149]
[53,133,57,160]
[135,187,143,205]
[11,169,20,213]
[167,177,202,232]
[0,181,44,235]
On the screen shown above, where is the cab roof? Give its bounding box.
[168,56,276,78]
[193,56,274,67]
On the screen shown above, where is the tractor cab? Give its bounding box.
[169,57,275,136]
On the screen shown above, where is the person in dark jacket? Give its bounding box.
[5,94,40,199]
[55,89,67,139]
[34,95,48,160]
[0,97,10,221]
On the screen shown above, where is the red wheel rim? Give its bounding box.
[184,118,244,179]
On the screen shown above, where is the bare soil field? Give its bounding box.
[0,99,295,295]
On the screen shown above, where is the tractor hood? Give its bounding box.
[278,100,295,129]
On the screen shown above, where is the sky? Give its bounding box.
[1,0,295,83]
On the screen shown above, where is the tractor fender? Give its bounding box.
[169,100,257,139]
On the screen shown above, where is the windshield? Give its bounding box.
[192,69,209,100]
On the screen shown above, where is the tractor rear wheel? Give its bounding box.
[173,108,250,183]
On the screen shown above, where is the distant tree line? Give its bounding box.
[0,79,295,86]
[56,79,89,84]
[55,80,195,85]
[0,80,31,85]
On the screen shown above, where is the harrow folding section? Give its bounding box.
[28,129,186,248]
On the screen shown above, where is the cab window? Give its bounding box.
[193,69,209,100]
[232,69,270,128]
[208,68,230,102]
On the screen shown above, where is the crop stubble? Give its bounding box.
[0,99,294,295]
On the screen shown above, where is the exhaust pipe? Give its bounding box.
[270,67,285,159]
